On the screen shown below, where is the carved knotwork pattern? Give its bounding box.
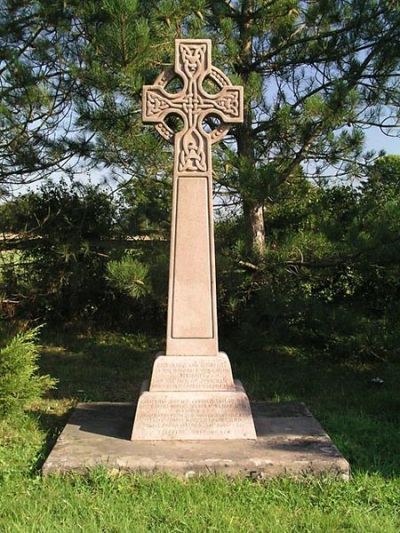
[147,93,170,117]
[142,39,243,173]
[179,128,207,172]
[180,44,207,78]
[213,91,240,118]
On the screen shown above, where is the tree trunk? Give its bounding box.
[246,201,265,255]
[239,192,265,256]
[236,0,266,256]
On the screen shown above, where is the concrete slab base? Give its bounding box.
[42,402,350,479]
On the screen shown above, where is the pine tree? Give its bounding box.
[0,1,87,188]
[2,2,399,255]
[0,327,56,418]
[203,0,400,254]
[72,1,400,255]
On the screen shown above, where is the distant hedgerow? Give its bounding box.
[0,327,57,419]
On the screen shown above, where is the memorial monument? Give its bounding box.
[131,38,256,440]
[43,39,349,478]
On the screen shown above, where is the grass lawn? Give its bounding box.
[0,328,399,532]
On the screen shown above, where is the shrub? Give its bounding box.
[0,181,117,322]
[0,327,57,419]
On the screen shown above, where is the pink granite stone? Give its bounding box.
[131,39,255,441]
[131,381,256,440]
[149,353,236,392]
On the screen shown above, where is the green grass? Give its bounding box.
[1,329,399,532]
[0,471,399,532]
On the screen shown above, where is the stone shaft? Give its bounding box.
[142,39,243,355]
[167,150,218,355]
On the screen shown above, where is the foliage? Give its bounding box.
[69,0,400,251]
[1,156,399,363]
[1,1,399,255]
[0,1,89,188]
[216,157,400,362]
[0,327,56,419]
[0,180,172,327]
[0,181,117,322]
[106,254,150,299]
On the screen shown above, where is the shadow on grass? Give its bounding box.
[31,330,161,473]
[31,409,73,473]
[39,330,161,402]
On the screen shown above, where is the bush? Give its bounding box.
[0,327,57,419]
[0,181,117,323]
[216,170,400,363]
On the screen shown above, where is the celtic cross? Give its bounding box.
[143,39,243,356]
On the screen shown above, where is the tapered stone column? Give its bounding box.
[166,132,217,356]
[131,39,256,440]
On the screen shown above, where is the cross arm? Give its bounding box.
[142,85,185,123]
[199,85,243,125]
[207,86,243,123]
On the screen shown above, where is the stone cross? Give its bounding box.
[142,39,243,356]
[132,39,255,440]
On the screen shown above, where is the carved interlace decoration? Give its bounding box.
[142,39,243,174]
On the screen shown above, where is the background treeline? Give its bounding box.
[2,0,399,251]
[1,0,399,368]
[1,154,399,362]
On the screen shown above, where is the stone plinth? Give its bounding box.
[149,353,236,391]
[132,381,255,440]
[131,353,257,440]
[42,402,350,479]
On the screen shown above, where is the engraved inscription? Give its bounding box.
[133,394,255,440]
[150,355,235,391]
[156,362,227,388]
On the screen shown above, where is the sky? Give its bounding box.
[8,123,398,199]
[365,127,399,155]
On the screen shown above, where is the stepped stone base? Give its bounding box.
[42,401,350,479]
[149,353,236,391]
[131,353,257,440]
[132,380,256,440]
